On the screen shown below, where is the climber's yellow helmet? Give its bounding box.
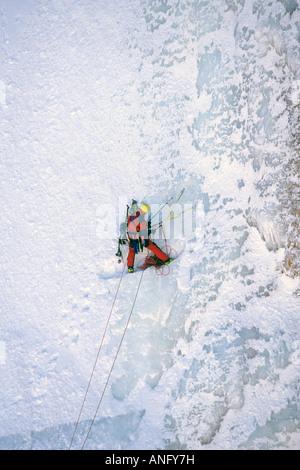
[139,203,150,214]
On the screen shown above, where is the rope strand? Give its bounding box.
[69,262,126,450]
[81,269,145,449]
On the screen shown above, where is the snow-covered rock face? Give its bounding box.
[0,0,299,450]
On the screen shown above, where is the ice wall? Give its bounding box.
[0,0,299,450]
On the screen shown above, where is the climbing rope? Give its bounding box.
[137,245,178,276]
[69,222,175,448]
[136,222,178,276]
[69,262,126,450]
[80,269,145,449]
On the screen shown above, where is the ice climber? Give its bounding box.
[127,203,173,273]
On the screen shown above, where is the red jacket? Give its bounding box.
[127,211,149,240]
[126,210,168,267]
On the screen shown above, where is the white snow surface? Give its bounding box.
[0,0,299,450]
